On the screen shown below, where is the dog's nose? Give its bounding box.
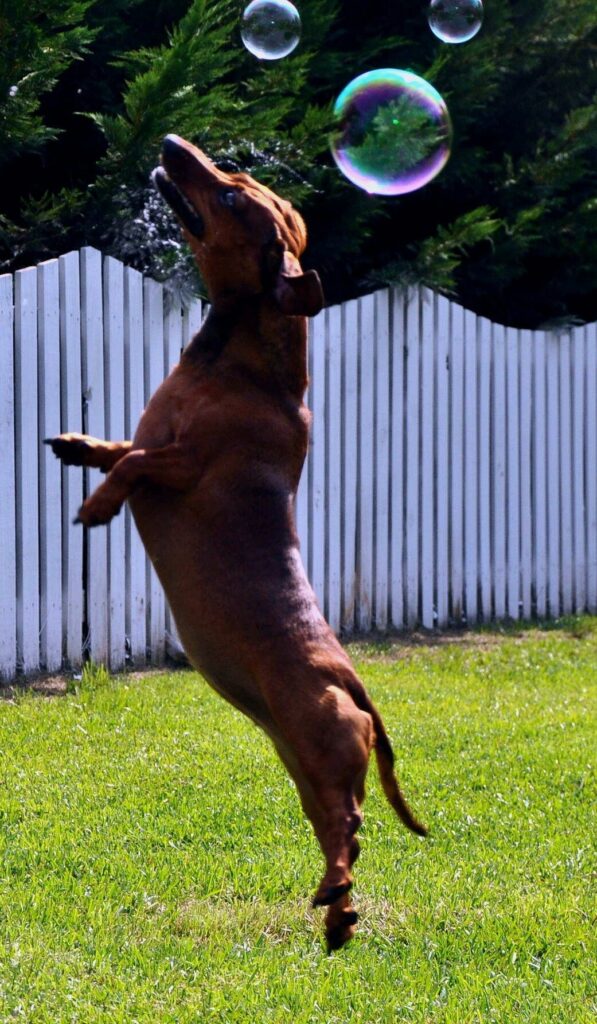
[162,135,215,176]
[160,134,186,163]
[161,135,225,192]
[162,134,185,160]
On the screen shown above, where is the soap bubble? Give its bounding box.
[241,0,301,60]
[427,0,483,44]
[330,69,452,196]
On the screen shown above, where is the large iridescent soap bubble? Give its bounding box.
[428,0,483,44]
[241,0,301,60]
[330,69,452,196]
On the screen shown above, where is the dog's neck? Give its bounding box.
[182,300,308,400]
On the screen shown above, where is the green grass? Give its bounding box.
[1,619,596,1023]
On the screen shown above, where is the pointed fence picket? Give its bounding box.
[0,274,16,678]
[38,259,62,671]
[81,246,108,665]
[123,265,147,664]
[587,324,597,611]
[14,267,40,674]
[59,251,85,668]
[0,246,596,678]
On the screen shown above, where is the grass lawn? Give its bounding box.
[1,618,595,1023]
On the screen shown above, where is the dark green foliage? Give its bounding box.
[0,0,595,326]
[0,0,95,165]
[0,188,87,270]
[368,205,503,295]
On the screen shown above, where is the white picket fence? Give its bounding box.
[0,247,595,678]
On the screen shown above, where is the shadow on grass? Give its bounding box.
[344,613,596,660]
[2,614,595,699]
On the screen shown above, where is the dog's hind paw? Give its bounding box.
[325,910,359,953]
[312,878,352,908]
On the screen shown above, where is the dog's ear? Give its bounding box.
[273,251,324,318]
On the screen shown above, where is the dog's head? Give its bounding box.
[153,135,323,317]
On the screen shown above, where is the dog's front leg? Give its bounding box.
[75,444,197,527]
[45,433,132,472]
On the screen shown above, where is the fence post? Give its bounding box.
[103,255,126,669]
[38,259,63,671]
[464,310,479,625]
[519,330,533,620]
[311,308,327,615]
[546,334,561,617]
[435,295,451,628]
[0,274,17,679]
[450,302,465,623]
[420,289,435,630]
[59,252,84,667]
[390,289,406,630]
[341,299,359,632]
[375,289,391,631]
[143,278,166,661]
[327,304,342,633]
[14,267,40,674]
[358,293,375,631]
[585,324,597,611]
[478,316,492,622]
[4,257,597,680]
[124,266,147,663]
[81,247,109,665]
[506,326,521,620]
[533,331,548,618]
[559,333,574,614]
[493,323,507,619]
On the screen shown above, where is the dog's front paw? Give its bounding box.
[74,493,123,527]
[45,434,94,468]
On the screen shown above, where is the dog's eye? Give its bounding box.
[219,190,238,208]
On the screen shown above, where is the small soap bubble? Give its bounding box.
[241,0,301,60]
[427,0,483,44]
[330,69,452,196]
[9,85,18,97]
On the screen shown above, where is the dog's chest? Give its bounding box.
[133,364,306,475]
[131,368,219,449]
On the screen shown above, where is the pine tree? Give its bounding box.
[82,0,340,298]
[0,0,95,164]
[1,0,595,326]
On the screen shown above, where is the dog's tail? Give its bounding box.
[344,675,428,837]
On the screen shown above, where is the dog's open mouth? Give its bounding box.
[152,166,205,239]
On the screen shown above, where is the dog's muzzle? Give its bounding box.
[152,166,205,239]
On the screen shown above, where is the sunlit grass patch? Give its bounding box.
[0,617,595,1023]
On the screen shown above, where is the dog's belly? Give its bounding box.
[128,484,326,727]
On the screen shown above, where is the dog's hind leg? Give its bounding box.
[273,740,362,951]
[45,434,132,472]
[272,691,373,949]
[320,774,365,951]
[310,748,370,905]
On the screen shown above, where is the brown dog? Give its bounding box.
[47,134,426,951]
